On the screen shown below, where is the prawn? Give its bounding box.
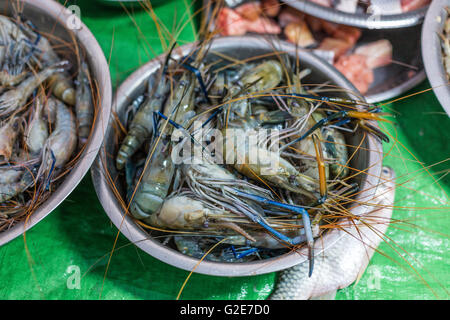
[75,61,94,146]
[0,61,67,117]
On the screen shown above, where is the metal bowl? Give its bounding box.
[283,0,429,29]
[422,0,450,116]
[203,1,426,103]
[92,36,383,276]
[279,1,428,102]
[362,25,426,103]
[0,0,112,246]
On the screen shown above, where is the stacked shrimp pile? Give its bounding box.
[113,40,388,269]
[0,15,93,230]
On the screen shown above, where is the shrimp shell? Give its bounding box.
[0,117,19,161]
[25,95,48,155]
[39,99,77,177]
[75,61,93,145]
[0,170,34,204]
[0,62,67,117]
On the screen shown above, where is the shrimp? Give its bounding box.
[0,61,67,117]
[25,95,48,155]
[144,195,233,230]
[146,190,305,248]
[322,125,348,179]
[0,16,28,42]
[38,99,77,179]
[129,67,197,217]
[129,136,175,220]
[173,236,257,263]
[182,162,315,247]
[133,159,316,252]
[289,112,330,185]
[115,71,169,170]
[0,167,23,184]
[137,164,272,243]
[0,117,19,162]
[225,60,283,118]
[0,16,31,72]
[223,219,321,250]
[75,61,94,145]
[0,70,28,86]
[21,24,76,106]
[223,116,318,198]
[0,169,35,204]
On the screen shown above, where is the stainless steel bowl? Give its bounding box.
[279,1,428,102]
[362,25,426,103]
[422,0,450,116]
[203,0,426,103]
[284,0,429,29]
[92,36,382,276]
[0,0,112,246]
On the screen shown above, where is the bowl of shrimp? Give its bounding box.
[0,0,112,245]
[92,35,385,276]
[421,0,450,116]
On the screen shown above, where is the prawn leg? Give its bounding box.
[230,188,315,276]
[283,109,388,150]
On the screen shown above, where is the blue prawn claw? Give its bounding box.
[230,188,315,277]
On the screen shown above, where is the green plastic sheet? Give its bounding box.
[0,0,448,300]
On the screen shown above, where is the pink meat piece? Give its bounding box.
[318,37,353,61]
[217,7,248,36]
[278,8,304,28]
[261,0,281,17]
[401,0,431,12]
[334,54,374,94]
[246,16,281,34]
[235,2,262,21]
[354,40,393,69]
[307,0,332,7]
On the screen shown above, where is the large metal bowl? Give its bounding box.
[0,0,112,246]
[284,0,429,29]
[359,25,426,103]
[92,36,383,276]
[203,1,426,103]
[422,0,450,116]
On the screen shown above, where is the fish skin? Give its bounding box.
[270,166,396,300]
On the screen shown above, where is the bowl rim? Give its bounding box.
[283,0,429,29]
[92,36,383,277]
[0,0,112,246]
[421,0,450,116]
